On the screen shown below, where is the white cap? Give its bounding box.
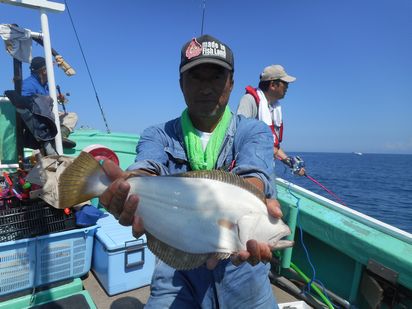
[259,64,296,83]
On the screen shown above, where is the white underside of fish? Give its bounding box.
[57,152,293,270]
[128,176,290,255]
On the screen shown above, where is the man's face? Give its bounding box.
[180,63,233,120]
[38,67,48,84]
[272,80,289,100]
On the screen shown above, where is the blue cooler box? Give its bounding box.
[92,214,155,295]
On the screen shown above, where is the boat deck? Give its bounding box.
[82,270,299,309]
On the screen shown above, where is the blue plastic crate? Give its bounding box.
[92,214,155,295]
[0,238,35,296]
[35,225,97,286]
[0,225,97,297]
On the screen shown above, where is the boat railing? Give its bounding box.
[276,177,412,245]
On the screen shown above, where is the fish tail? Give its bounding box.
[59,151,109,208]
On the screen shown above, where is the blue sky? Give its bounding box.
[1,0,411,154]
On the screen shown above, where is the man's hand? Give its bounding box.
[206,198,283,269]
[297,167,306,176]
[98,159,145,238]
[57,93,66,103]
[281,156,306,177]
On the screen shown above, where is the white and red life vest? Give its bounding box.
[245,86,283,147]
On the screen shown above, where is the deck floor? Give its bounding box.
[83,271,299,309]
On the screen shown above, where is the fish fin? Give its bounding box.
[271,240,294,250]
[211,252,232,260]
[59,151,108,208]
[146,232,230,270]
[173,170,266,203]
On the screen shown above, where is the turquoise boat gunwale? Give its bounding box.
[276,177,412,304]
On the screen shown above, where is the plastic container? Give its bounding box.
[0,237,35,296]
[92,214,155,295]
[0,225,97,297]
[0,199,76,243]
[0,278,85,309]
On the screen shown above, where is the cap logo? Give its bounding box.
[185,38,202,60]
[201,41,227,59]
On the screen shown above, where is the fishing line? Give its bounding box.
[277,155,346,206]
[286,183,335,308]
[287,185,316,288]
[64,0,111,133]
[304,173,346,206]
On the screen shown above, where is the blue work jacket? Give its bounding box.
[22,74,49,96]
[128,113,277,198]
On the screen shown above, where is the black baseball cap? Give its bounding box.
[179,34,234,73]
[30,56,46,72]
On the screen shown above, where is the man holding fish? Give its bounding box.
[97,34,288,308]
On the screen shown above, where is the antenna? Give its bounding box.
[200,0,206,35]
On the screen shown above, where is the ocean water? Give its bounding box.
[275,152,412,234]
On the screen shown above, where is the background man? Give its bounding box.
[22,56,77,149]
[237,64,306,176]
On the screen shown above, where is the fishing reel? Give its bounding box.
[56,85,70,113]
[281,156,305,175]
[57,93,69,105]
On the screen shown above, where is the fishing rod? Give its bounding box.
[56,85,67,114]
[280,156,347,206]
[31,36,75,77]
[64,0,111,134]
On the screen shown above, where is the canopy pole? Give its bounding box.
[13,58,24,164]
[40,9,62,154]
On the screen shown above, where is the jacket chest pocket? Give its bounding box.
[164,147,188,171]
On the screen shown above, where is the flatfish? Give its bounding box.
[58,152,293,270]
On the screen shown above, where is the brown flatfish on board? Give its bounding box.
[57,152,293,270]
